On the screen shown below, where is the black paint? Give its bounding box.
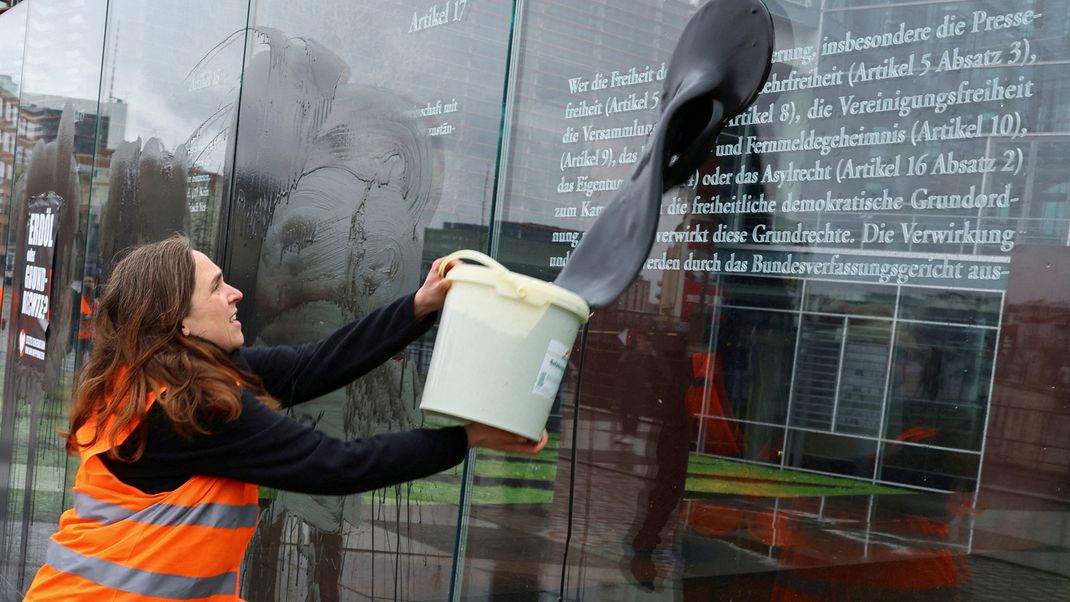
[0,103,83,591]
[220,27,348,339]
[553,0,775,308]
[99,137,190,269]
[217,30,440,599]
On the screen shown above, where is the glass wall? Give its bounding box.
[0,0,107,592]
[0,0,1067,599]
[482,0,1070,598]
[218,1,516,599]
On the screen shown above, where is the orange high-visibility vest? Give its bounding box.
[24,392,258,601]
[78,294,94,340]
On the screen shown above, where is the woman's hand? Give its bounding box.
[464,422,549,455]
[414,257,461,319]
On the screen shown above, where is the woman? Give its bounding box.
[25,236,546,600]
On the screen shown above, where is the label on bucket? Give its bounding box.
[532,339,570,400]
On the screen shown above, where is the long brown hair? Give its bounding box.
[66,235,277,461]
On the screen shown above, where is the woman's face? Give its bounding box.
[182,251,245,352]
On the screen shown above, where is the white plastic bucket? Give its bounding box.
[420,250,591,440]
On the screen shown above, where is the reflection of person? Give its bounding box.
[614,330,670,442]
[23,236,547,600]
[618,332,688,591]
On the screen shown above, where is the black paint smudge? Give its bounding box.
[10,103,82,388]
[98,137,190,268]
[225,30,441,600]
[221,27,349,333]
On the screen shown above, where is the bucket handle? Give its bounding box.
[439,250,528,299]
[438,249,510,278]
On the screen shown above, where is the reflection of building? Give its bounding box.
[186,169,222,250]
[1,92,127,285]
[0,74,17,251]
[6,94,126,206]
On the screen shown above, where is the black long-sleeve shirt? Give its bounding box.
[101,294,469,495]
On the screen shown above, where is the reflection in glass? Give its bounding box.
[791,314,844,431]
[898,286,1002,328]
[0,0,109,593]
[880,443,980,492]
[223,1,518,598]
[804,280,895,317]
[718,307,797,428]
[784,429,878,479]
[0,0,1069,599]
[835,318,891,436]
[721,274,801,310]
[696,418,783,465]
[887,323,995,452]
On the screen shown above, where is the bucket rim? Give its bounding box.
[442,251,591,322]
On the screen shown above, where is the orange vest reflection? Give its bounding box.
[686,352,738,453]
[78,294,94,340]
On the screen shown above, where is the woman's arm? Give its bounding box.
[235,258,456,407]
[235,293,434,406]
[103,391,545,495]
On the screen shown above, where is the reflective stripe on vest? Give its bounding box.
[25,388,258,600]
[46,541,237,599]
[74,492,258,529]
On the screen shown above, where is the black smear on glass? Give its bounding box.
[230,28,348,238]
[221,27,349,330]
[220,29,440,600]
[10,103,82,388]
[255,84,437,320]
[0,103,83,590]
[554,0,775,308]
[98,137,190,267]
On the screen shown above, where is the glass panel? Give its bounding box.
[223,2,516,599]
[0,0,26,305]
[0,0,108,593]
[0,4,27,596]
[2,0,1070,598]
[467,0,696,595]
[487,0,1070,597]
[89,0,253,268]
